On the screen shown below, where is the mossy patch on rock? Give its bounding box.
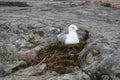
[35,41,86,74]
[0,45,12,62]
[20,32,40,44]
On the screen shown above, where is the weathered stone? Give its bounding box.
[90,0,120,8]
[0,43,17,62]
[70,1,85,7]
[0,0,120,79]
[0,63,7,77]
[33,45,44,51]
[84,51,120,80]
[15,39,33,49]
[56,68,90,80]
[5,61,27,73]
[16,48,40,63]
[15,44,44,63]
[15,64,46,76]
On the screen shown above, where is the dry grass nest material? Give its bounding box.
[36,41,86,74]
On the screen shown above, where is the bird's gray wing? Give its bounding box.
[57,33,67,43]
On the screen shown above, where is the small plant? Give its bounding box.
[0,45,12,62]
[68,52,75,59]
[20,32,40,44]
[1,75,26,80]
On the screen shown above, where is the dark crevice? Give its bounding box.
[101,3,111,7]
[11,64,28,73]
[91,73,112,80]
[0,1,30,7]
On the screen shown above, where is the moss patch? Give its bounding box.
[20,32,40,44]
[0,45,12,62]
[35,41,86,74]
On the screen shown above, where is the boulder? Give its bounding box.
[16,45,44,63]
[90,0,120,8]
[15,64,46,76]
[0,63,7,77]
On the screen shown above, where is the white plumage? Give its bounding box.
[57,24,79,45]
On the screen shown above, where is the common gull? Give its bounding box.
[57,24,79,45]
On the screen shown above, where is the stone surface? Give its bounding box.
[16,48,40,63]
[5,61,27,73]
[90,0,120,8]
[0,61,27,77]
[15,45,44,63]
[0,63,7,77]
[0,0,120,80]
[15,63,46,76]
[57,69,90,80]
[85,52,120,80]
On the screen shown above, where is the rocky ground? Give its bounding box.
[0,0,120,80]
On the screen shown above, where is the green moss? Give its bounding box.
[63,60,77,66]
[0,45,12,62]
[67,52,75,59]
[0,75,26,80]
[115,52,120,57]
[20,32,40,44]
[86,53,94,64]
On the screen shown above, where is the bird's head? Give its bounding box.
[68,24,78,32]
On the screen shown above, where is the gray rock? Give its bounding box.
[15,39,33,49]
[15,64,46,76]
[5,61,27,74]
[0,63,7,77]
[47,68,91,80]
[85,52,120,80]
[33,45,44,51]
[0,61,27,77]
[0,0,120,80]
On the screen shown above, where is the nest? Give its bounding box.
[35,41,86,74]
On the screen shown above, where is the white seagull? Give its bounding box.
[57,24,79,45]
